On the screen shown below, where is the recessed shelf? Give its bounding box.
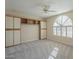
[21,18,40,24]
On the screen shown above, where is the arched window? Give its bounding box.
[53,16,72,38]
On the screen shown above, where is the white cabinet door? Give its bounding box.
[5,16,21,47]
[41,30,46,39]
[14,30,20,45]
[21,24,39,43]
[14,17,21,45]
[6,31,13,47]
[40,21,47,39]
[6,16,13,28]
[14,18,21,28]
[40,21,46,28]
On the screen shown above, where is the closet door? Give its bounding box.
[41,21,46,29]
[6,16,13,29]
[41,30,46,39]
[14,18,21,28]
[6,31,13,47]
[14,18,21,45]
[14,30,20,45]
[21,24,39,43]
[40,21,47,40]
[6,16,14,47]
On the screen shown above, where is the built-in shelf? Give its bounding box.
[21,18,40,24]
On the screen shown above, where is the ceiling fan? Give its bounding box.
[34,1,56,13]
[42,4,56,13]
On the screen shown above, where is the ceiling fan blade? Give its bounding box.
[43,10,56,13]
[47,10,56,12]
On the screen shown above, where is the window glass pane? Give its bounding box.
[53,22,59,26]
[64,19,72,26]
[67,27,72,38]
[56,16,62,24]
[62,27,66,37]
[62,16,68,24]
[57,27,61,36]
[53,27,56,35]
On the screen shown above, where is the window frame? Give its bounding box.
[53,16,72,38]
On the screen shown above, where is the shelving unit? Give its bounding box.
[21,18,40,24]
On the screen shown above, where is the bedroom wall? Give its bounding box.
[47,11,73,46]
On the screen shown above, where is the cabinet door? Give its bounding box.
[41,30,46,39]
[40,21,46,28]
[6,31,13,47]
[21,24,39,43]
[14,18,21,28]
[40,21,47,40]
[6,16,13,28]
[14,30,20,45]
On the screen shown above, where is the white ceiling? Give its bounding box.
[5,0,73,19]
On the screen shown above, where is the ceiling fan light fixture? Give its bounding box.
[42,4,56,13]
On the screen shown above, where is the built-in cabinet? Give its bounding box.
[40,21,47,40]
[5,16,47,47]
[21,18,47,40]
[5,16,21,47]
[6,16,13,29]
[6,31,13,47]
[13,18,21,45]
[21,18,40,43]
